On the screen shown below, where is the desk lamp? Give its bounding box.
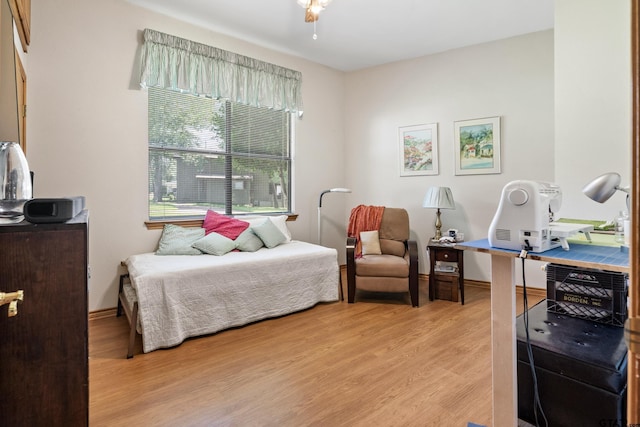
[317,188,351,245]
[582,172,630,206]
[423,186,455,240]
[583,172,630,246]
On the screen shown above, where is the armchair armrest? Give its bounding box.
[346,237,357,303]
[346,236,356,249]
[407,240,419,307]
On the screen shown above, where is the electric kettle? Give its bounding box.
[0,141,32,222]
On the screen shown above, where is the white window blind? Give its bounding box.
[148,87,292,219]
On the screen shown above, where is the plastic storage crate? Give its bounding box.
[546,263,628,327]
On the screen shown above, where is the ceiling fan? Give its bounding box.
[297,0,332,23]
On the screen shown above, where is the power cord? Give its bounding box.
[520,251,548,427]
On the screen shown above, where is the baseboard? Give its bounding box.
[89,307,117,321]
[343,266,546,297]
[419,272,546,298]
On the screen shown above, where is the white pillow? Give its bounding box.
[242,215,292,243]
[360,230,382,255]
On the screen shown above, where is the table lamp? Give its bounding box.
[423,186,455,240]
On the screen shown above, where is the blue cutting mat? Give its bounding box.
[459,239,629,270]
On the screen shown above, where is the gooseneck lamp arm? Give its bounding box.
[318,190,331,208]
[317,188,351,245]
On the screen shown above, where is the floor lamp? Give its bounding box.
[318,187,351,301]
[317,187,352,245]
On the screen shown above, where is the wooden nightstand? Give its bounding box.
[427,241,465,304]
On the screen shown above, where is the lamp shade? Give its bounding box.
[582,172,623,203]
[423,186,455,209]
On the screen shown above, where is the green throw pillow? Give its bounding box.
[156,224,205,255]
[234,228,265,252]
[192,231,237,256]
[252,218,287,248]
[244,215,292,242]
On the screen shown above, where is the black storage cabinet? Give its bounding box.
[517,301,627,426]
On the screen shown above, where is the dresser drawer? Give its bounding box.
[434,274,459,302]
[434,248,460,262]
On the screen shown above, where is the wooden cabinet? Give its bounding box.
[0,211,89,426]
[9,0,30,52]
[427,241,465,304]
[15,49,26,151]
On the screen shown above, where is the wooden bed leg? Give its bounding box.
[116,273,129,317]
[118,272,138,359]
[127,301,138,359]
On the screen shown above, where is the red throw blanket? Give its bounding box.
[347,205,385,257]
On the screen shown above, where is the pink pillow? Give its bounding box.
[202,210,250,240]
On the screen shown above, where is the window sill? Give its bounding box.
[144,213,298,230]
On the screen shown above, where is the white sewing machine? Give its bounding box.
[488,180,593,252]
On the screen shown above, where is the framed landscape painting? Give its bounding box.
[454,116,501,175]
[398,123,439,176]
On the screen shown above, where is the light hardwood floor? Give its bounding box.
[89,278,544,427]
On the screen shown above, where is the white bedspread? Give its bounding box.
[125,241,339,353]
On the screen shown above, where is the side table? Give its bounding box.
[427,241,465,304]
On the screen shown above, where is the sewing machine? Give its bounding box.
[488,180,592,253]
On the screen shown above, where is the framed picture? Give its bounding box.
[398,123,439,176]
[454,116,501,175]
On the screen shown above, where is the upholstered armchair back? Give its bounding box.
[379,207,410,257]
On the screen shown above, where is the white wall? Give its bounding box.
[555,0,631,221]
[343,31,556,284]
[26,0,346,311]
[23,0,631,310]
[339,0,631,287]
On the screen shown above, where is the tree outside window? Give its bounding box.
[148,88,292,220]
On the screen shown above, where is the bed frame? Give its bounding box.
[116,273,139,359]
[115,241,339,358]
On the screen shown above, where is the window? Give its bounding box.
[148,87,292,220]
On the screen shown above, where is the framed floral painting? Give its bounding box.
[398,123,439,176]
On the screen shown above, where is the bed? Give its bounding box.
[120,240,339,356]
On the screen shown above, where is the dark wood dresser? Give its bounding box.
[0,211,89,426]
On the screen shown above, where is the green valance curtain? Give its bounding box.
[139,28,304,116]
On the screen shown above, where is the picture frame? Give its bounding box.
[398,123,439,176]
[454,116,501,175]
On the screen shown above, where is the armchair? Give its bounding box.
[346,207,419,306]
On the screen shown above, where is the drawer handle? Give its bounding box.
[0,290,24,317]
[443,254,449,259]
